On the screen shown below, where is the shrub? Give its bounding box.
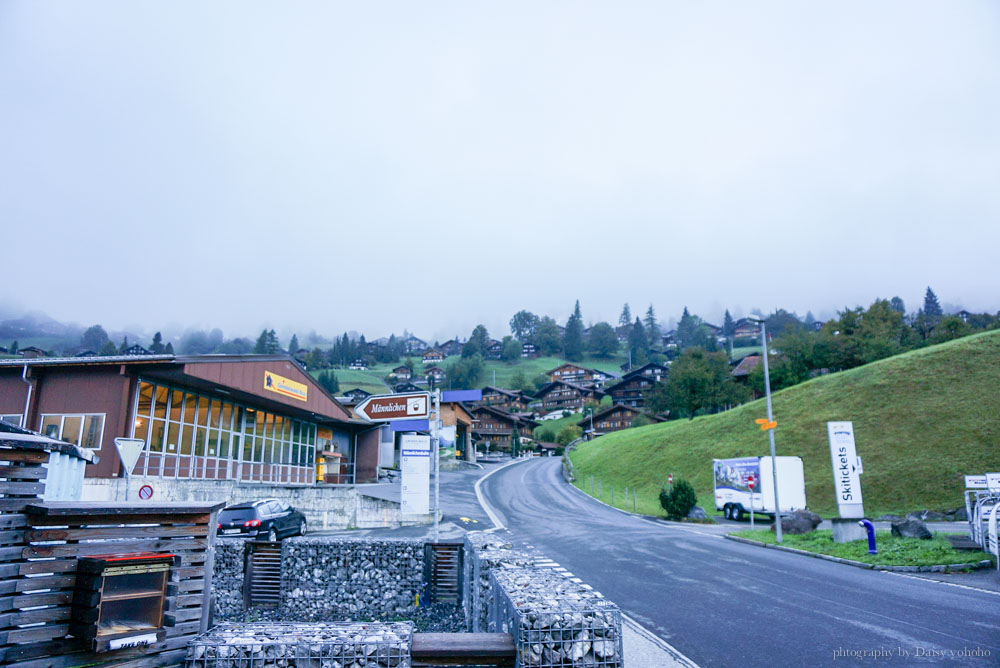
[659,479,698,520]
[556,425,582,445]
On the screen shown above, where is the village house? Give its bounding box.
[340,387,372,402]
[348,359,368,370]
[440,338,463,356]
[477,386,534,413]
[392,381,423,393]
[535,380,605,413]
[578,404,664,439]
[545,363,615,386]
[470,405,538,452]
[486,339,504,360]
[424,365,446,383]
[733,318,761,340]
[521,342,538,358]
[422,348,445,364]
[388,365,412,380]
[402,335,428,354]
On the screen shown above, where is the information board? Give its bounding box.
[827,421,865,518]
[400,434,431,515]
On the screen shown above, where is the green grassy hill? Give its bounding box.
[569,330,1000,518]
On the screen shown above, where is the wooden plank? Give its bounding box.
[27,514,210,528]
[0,636,84,665]
[0,482,46,495]
[166,578,204,595]
[0,605,71,627]
[170,566,205,579]
[411,633,516,666]
[25,524,210,542]
[0,623,69,645]
[0,466,46,480]
[164,620,201,638]
[0,500,31,513]
[0,563,16,578]
[164,593,203,610]
[0,529,25,545]
[0,590,73,612]
[0,514,27,529]
[163,606,202,625]
[0,451,48,464]
[23,501,224,516]
[0,573,76,594]
[0,545,24,561]
[19,558,77,575]
[23,538,207,559]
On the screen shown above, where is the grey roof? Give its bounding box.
[0,354,175,366]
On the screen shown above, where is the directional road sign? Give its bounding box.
[355,392,430,422]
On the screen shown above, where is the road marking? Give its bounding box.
[621,613,700,668]
[882,570,1000,597]
[474,457,533,532]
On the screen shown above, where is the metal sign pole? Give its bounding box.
[432,388,441,543]
[760,322,783,543]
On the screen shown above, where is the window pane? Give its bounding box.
[194,427,206,457]
[178,424,191,455]
[168,390,183,422]
[82,415,103,449]
[153,385,169,420]
[221,403,233,432]
[137,382,153,417]
[62,416,82,446]
[183,393,197,425]
[149,419,165,452]
[166,422,180,453]
[210,400,222,429]
[41,416,61,440]
[198,397,210,426]
[209,429,221,457]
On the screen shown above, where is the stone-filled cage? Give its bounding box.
[185,622,413,668]
[488,569,623,668]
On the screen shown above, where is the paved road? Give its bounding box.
[479,458,1000,667]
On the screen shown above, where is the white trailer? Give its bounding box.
[713,456,807,521]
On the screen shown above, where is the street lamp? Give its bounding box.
[749,317,783,543]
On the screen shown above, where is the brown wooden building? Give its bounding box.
[477,386,534,413]
[607,362,669,408]
[578,404,664,438]
[545,363,616,388]
[421,348,445,364]
[0,355,380,491]
[535,381,604,413]
[470,405,538,451]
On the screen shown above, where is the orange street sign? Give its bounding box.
[759,420,778,431]
[755,418,768,425]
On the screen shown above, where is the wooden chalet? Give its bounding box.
[486,340,504,360]
[477,386,534,413]
[440,339,463,356]
[578,404,663,438]
[733,319,761,340]
[341,387,372,402]
[521,342,538,358]
[623,362,668,382]
[402,336,427,354]
[607,374,660,409]
[393,381,423,393]
[348,359,368,370]
[424,366,446,382]
[18,346,48,358]
[545,363,615,387]
[731,355,761,379]
[535,380,604,413]
[470,405,538,451]
[124,344,151,356]
[388,365,412,380]
[421,348,446,364]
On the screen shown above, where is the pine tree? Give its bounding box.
[628,317,647,364]
[254,330,269,354]
[889,297,905,314]
[150,332,165,353]
[644,305,660,346]
[10,340,18,355]
[564,301,585,361]
[119,336,129,353]
[164,342,174,354]
[619,303,632,328]
[923,287,942,323]
[289,334,299,355]
[723,310,736,337]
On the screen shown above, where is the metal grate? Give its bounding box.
[425,542,464,605]
[186,622,413,667]
[244,541,282,609]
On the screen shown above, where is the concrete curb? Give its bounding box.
[724,534,995,572]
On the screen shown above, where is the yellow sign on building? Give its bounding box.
[264,370,308,402]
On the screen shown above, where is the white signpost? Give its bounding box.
[400,434,431,515]
[827,421,865,518]
[987,473,1000,493]
[114,437,145,502]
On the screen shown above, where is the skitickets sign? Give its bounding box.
[827,421,864,518]
[264,371,308,402]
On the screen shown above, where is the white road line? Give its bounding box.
[473,457,533,532]
[882,570,1000,596]
[621,613,701,668]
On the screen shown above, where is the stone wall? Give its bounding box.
[212,538,246,622]
[463,532,536,632]
[82,477,431,529]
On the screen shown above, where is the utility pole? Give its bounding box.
[759,321,783,543]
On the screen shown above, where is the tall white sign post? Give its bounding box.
[114,437,145,502]
[827,422,865,518]
[400,434,431,515]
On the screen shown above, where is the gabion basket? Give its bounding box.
[185,622,413,668]
[488,569,623,668]
[465,536,535,633]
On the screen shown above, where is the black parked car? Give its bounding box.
[216,499,307,541]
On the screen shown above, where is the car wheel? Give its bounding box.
[267,527,277,542]
[298,520,307,536]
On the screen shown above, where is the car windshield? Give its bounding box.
[219,508,256,523]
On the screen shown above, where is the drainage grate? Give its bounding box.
[244,541,282,608]
[424,542,463,605]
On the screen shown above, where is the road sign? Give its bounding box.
[138,484,153,500]
[355,392,430,422]
[114,438,145,476]
[400,434,431,514]
[668,473,673,485]
[748,473,755,490]
[828,421,865,518]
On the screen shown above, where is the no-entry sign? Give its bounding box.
[138,484,153,500]
[355,392,430,422]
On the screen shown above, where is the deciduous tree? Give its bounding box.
[587,322,618,357]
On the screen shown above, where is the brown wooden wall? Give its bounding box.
[0,442,221,667]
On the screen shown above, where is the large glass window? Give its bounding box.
[38,414,105,449]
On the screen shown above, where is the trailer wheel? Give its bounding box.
[732,506,743,522]
[723,504,732,520]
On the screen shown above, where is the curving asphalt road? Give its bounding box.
[478,457,1000,667]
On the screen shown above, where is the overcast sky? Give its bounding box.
[2,1,998,343]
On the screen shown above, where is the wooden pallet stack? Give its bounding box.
[0,434,224,667]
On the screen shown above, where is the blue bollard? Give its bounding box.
[858,519,877,554]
